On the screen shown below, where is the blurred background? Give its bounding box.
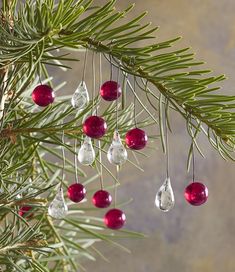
[55,0,235,271]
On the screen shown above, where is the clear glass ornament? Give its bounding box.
[78,136,95,165]
[155,177,175,212]
[71,81,89,110]
[107,130,128,165]
[48,188,68,219]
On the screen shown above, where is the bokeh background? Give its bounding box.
[56,1,235,271]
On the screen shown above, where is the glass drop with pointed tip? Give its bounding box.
[107,130,128,165]
[78,136,95,165]
[48,188,68,219]
[71,81,89,110]
[155,177,175,212]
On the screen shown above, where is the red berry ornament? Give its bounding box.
[104,208,126,230]
[32,84,55,107]
[92,190,112,208]
[67,183,86,203]
[83,116,107,139]
[184,182,208,206]
[100,81,121,101]
[18,206,33,218]
[125,128,148,150]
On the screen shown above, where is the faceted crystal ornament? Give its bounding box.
[107,130,128,165]
[83,115,107,139]
[48,188,68,219]
[125,128,148,150]
[32,84,55,107]
[100,80,121,101]
[67,183,86,203]
[78,136,95,165]
[92,190,112,208]
[71,81,89,110]
[184,181,208,206]
[104,208,126,230]
[155,177,175,212]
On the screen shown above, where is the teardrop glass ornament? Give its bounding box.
[71,81,89,110]
[155,177,175,212]
[48,188,68,219]
[78,136,95,165]
[107,130,128,165]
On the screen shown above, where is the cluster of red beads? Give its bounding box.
[67,183,125,229]
[92,190,126,229]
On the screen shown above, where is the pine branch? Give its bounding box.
[1,0,234,159]
[0,0,235,271]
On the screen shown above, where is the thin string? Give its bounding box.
[109,55,113,81]
[99,53,103,85]
[133,76,137,127]
[116,62,120,130]
[61,131,66,190]
[98,140,104,190]
[114,165,119,208]
[81,48,88,83]
[190,115,195,182]
[74,138,79,184]
[97,52,102,116]
[165,102,170,179]
[38,74,42,85]
[192,143,195,182]
[91,51,96,114]
[98,53,104,189]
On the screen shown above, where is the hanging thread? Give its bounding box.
[190,115,195,182]
[74,138,79,184]
[109,54,113,81]
[114,165,120,208]
[61,131,66,189]
[81,48,88,83]
[133,76,137,127]
[116,62,121,130]
[91,51,96,114]
[164,101,170,179]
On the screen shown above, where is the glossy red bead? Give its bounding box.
[83,116,107,139]
[125,128,148,150]
[18,206,33,218]
[32,84,55,107]
[184,182,208,206]
[100,80,121,101]
[67,183,86,203]
[104,208,126,230]
[92,190,112,208]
